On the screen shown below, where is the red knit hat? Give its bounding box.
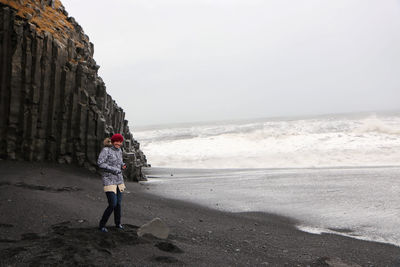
[111,134,124,143]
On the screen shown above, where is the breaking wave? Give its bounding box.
[134,112,400,169]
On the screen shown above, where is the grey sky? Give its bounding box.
[62,0,400,126]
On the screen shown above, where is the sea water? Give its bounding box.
[134,112,400,169]
[134,112,400,247]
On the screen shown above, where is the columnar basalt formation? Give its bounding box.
[0,0,148,181]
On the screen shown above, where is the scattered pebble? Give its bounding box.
[235,248,241,252]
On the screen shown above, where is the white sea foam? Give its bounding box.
[355,115,400,135]
[296,225,400,247]
[134,112,400,169]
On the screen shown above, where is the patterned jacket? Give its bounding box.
[97,146,125,186]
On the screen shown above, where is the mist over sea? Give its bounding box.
[135,111,400,247]
[135,111,400,169]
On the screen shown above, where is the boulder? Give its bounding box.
[137,218,170,239]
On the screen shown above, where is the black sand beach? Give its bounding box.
[1,161,399,266]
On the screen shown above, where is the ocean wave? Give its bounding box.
[355,116,400,135]
[135,113,400,168]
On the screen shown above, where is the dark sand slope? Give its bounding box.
[0,161,399,266]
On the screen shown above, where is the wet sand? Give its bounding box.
[143,166,400,248]
[0,161,399,266]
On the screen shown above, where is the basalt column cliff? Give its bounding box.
[0,0,148,181]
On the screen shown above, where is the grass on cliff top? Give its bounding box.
[0,0,85,47]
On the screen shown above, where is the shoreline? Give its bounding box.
[296,224,400,249]
[143,165,400,252]
[116,185,400,266]
[143,165,400,173]
[144,182,400,252]
[1,161,400,266]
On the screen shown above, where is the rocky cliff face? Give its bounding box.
[0,0,148,181]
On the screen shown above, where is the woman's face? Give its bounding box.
[113,141,123,149]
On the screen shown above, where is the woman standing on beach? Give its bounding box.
[98,134,127,232]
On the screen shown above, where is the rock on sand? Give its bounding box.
[137,218,169,239]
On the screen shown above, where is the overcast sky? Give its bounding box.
[62,0,400,126]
